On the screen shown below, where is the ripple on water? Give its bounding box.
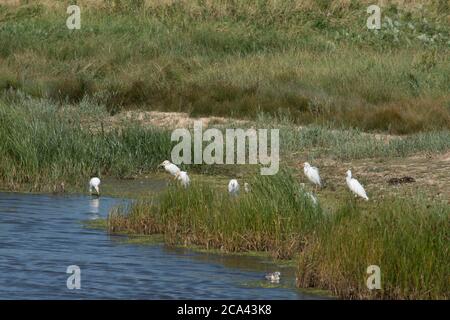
[0,192,320,300]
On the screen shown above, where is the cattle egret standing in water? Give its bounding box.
[159,160,181,177]
[303,162,322,191]
[265,271,281,283]
[346,170,369,201]
[228,179,239,195]
[175,171,190,188]
[89,177,101,196]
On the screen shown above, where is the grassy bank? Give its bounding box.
[297,199,449,299]
[1,95,450,192]
[1,1,448,299]
[0,93,450,191]
[1,0,449,133]
[0,96,173,191]
[107,169,449,299]
[109,170,323,258]
[256,113,450,160]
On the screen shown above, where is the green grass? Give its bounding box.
[1,0,449,133]
[109,169,323,259]
[255,113,450,160]
[1,0,448,300]
[1,95,449,192]
[108,169,449,299]
[0,96,174,191]
[297,198,449,299]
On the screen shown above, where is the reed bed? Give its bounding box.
[109,169,323,259]
[108,168,449,299]
[1,96,449,191]
[297,199,449,299]
[0,97,173,190]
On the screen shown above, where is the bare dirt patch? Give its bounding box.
[293,152,450,204]
[110,110,248,129]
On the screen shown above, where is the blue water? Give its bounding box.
[0,192,318,299]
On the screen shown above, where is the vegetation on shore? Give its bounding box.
[108,169,449,299]
[297,198,449,299]
[1,0,449,300]
[1,0,449,133]
[257,113,450,160]
[2,94,447,299]
[109,170,323,258]
[0,96,173,191]
[1,96,450,192]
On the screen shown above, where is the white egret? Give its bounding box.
[175,171,190,188]
[265,271,281,283]
[159,160,181,177]
[89,177,101,196]
[228,179,239,195]
[303,162,322,191]
[346,170,369,201]
[300,183,318,205]
[306,192,318,206]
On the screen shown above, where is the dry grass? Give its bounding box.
[0,0,449,133]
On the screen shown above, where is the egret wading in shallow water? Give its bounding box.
[228,179,239,196]
[159,160,181,178]
[265,271,281,283]
[175,171,190,188]
[303,162,322,191]
[346,170,369,201]
[89,177,101,196]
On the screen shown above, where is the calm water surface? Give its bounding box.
[0,192,319,299]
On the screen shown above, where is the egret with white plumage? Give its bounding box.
[228,179,239,195]
[303,162,322,191]
[306,192,318,205]
[346,170,369,201]
[159,160,181,177]
[175,171,190,188]
[265,271,281,283]
[89,177,101,196]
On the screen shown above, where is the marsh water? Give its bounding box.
[0,192,320,299]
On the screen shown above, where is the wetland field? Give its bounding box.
[0,0,449,300]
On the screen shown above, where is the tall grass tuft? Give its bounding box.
[109,169,323,258]
[297,199,449,299]
[0,96,173,190]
